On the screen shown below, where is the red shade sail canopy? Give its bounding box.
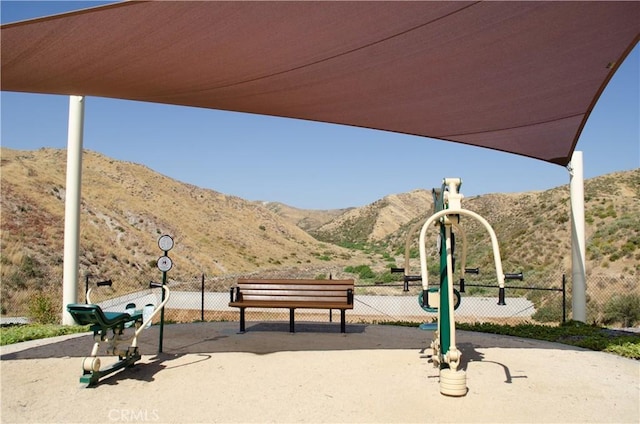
[2,1,638,166]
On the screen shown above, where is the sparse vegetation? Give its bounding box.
[1,147,373,318]
[0,324,89,346]
[344,264,376,280]
[456,321,640,360]
[1,148,638,327]
[27,292,59,325]
[374,320,640,359]
[603,293,640,327]
[531,298,565,323]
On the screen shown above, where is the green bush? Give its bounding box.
[344,264,376,280]
[532,299,564,323]
[20,255,44,279]
[28,292,59,325]
[376,270,397,283]
[603,293,640,327]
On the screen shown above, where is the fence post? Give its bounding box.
[562,274,567,324]
[201,273,205,322]
[569,151,587,322]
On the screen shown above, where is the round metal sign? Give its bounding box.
[157,256,173,272]
[158,235,174,252]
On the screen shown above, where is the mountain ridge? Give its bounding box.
[1,147,638,318]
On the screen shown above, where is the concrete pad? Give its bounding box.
[1,322,638,423]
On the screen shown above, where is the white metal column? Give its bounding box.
[62,95,85,325]
[569,151,586,322]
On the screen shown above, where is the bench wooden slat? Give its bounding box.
[239,295,352,303]
[239,289,349,297]
[229,301,353,309]
[238,279,353,285]
[237,283,353,291]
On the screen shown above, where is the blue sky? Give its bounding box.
[1,1,639,210]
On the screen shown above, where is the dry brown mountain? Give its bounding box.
[307,170,640,280]
[310,190,434,244]
[1,147,638,318]
[260,201,351,232]
[1,148,367,304]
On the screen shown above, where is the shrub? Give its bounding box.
[344,264,376,280]
[532,299,563,323]
[603,293,640,327]
[28,292,59,325]
[17,255,44,280]
[605,342,640,359]
[376,270,397,283]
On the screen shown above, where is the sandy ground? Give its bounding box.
[1,322,638,424]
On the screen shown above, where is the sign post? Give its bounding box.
[156,235,174,353]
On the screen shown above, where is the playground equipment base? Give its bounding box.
[79,348,141,387]
[66,303,146,387]
[439,368,467,397]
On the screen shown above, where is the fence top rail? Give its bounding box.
[237,278,354,286]
[462,283,563,292]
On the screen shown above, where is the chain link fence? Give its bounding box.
[3,268,638,328]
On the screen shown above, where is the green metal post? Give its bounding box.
[432,182,452,358]
[439,224,451,357]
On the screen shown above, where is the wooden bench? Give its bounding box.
[228,279,354,333]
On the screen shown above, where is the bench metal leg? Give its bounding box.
[239,308,246,333]
[289,308,295,333]
[340,309,346,333]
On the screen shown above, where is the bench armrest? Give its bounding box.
[230,286,241,302]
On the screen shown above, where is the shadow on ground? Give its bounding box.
[1,321,597,362]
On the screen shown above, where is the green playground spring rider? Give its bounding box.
[66,281,170,387]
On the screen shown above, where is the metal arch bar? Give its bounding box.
[131,285,171,347]
[419,209,506,292]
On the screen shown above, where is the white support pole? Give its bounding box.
[62,95,85,325]
[569,151,587,323]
